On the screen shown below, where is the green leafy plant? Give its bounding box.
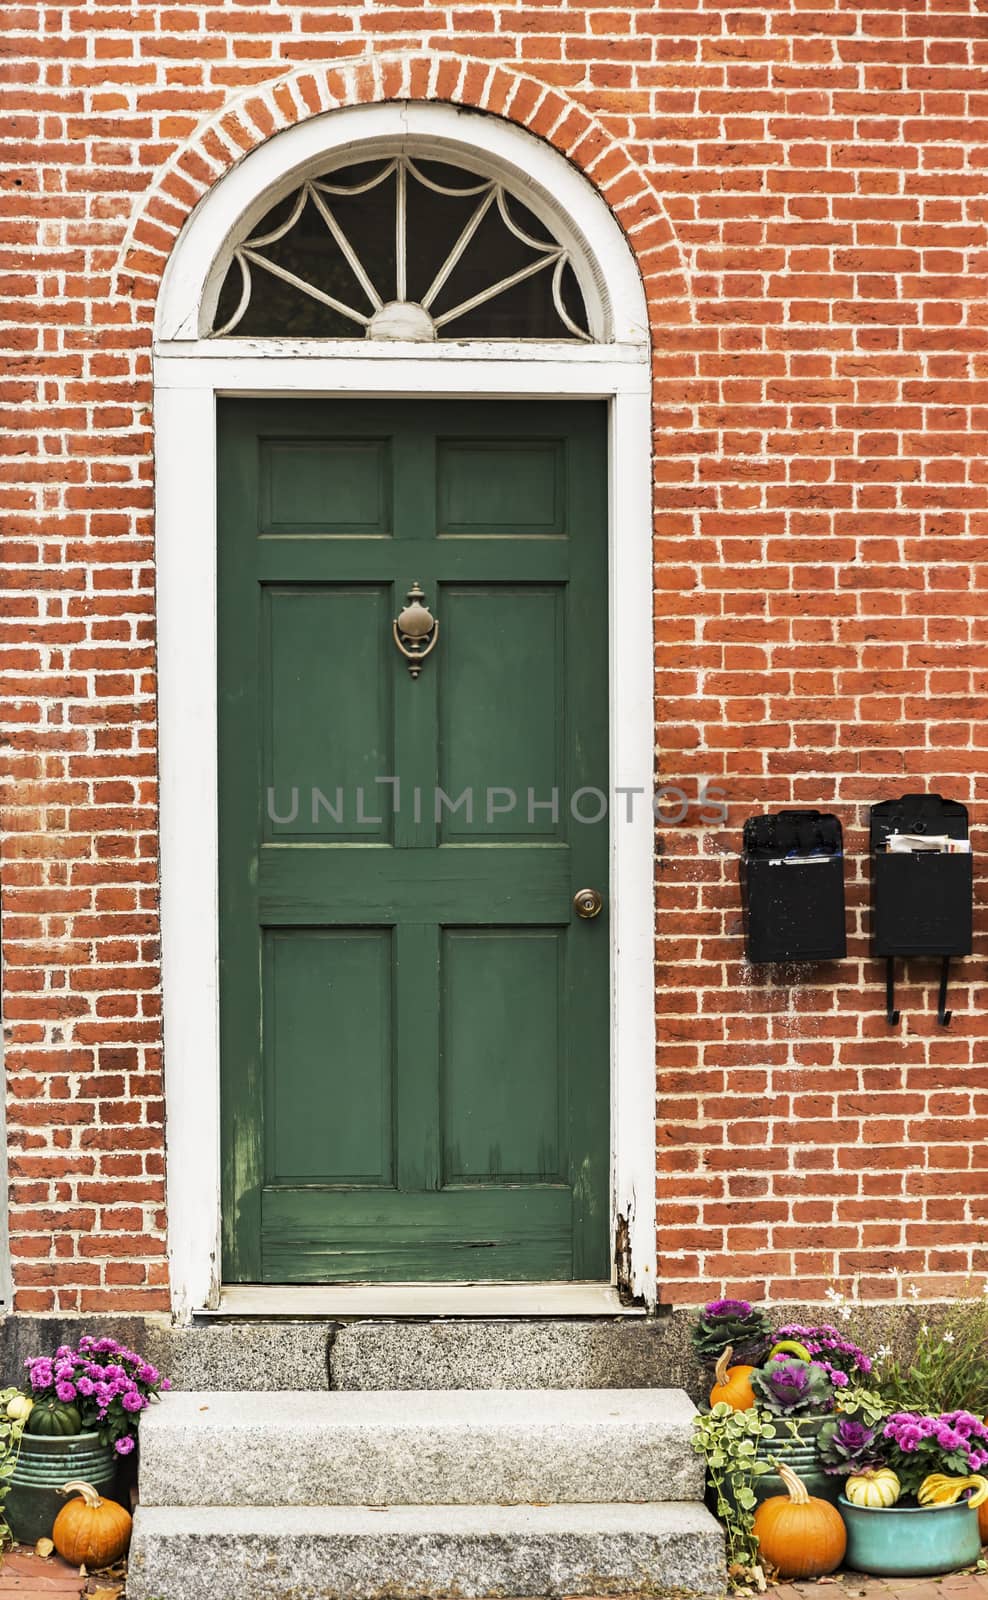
[692,1401,774,1588]
[875,1295,988,1414]
[836,1385,887,1428]
[0,1387,29,1549]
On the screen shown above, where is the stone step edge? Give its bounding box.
[137,1388,704,1508]
[128,1501,726,1600]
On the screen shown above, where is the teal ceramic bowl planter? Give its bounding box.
[5,1432,118,1545]
[839,1496,982,1577]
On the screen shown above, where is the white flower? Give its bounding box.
[920,1323,929,1335]
[839,1305,852,1322]
[942,1331,955,1344]
[877,1344,892,1359]
[908,1284,920,1300]
[825,1287,842,1304]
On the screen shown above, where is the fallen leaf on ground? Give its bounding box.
[34,1537,54,1558]
[90,1586,122,1600]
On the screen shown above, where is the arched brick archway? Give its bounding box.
[112,49,691,329]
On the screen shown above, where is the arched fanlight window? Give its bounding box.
[210,154,591,342]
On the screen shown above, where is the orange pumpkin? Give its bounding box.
[53,1479,132,1569]
[753,1462,847,1580]
[979,1495,988,1546]
[709,1345,756,1412]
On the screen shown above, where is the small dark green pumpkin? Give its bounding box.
[25,1400,82,1437]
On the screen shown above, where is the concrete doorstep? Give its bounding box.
[126,1502,726,1600]
[136,1388,703,1507]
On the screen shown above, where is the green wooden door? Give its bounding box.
[218,399,610,1284]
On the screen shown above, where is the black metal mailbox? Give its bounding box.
[741,809,846,964]
[870,792,972,1026]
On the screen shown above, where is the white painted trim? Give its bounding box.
[207,1283,644,1318]
[154,105,655,1324]
[156,103,648,348]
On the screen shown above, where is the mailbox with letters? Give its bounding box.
[870,792,972,1027]
[741,809,847,965]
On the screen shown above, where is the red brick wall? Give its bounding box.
[2,1,987,1314]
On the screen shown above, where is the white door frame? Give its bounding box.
[153,103,657,1320]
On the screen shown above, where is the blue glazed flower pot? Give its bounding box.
[839,1496,982,1577]
[6,1431,119,1545]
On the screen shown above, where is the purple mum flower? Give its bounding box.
[114,1435,135,1456]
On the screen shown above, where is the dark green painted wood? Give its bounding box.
[218,399,609,1285]
[264,929,394,1186]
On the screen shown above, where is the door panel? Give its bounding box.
[219,399,609,1285]
[438,586,563,842]
[260,438,393,535]
[441,928,565,1185]
[264,928,394,1186]
[263,586,394,842]
[437,439,565,536]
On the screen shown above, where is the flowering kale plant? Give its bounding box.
[25,1337,170,1455]
[690,1299,773,1367]
[881,1411,988,1497]
[750,1358,835,1416]
[817,1417,883,1477]
[773,1323,873,1392]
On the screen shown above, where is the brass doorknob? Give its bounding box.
[573,887,603,920]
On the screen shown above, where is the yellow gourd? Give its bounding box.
[917,1473,988,1509]
[845,1468,901,1509]
[708,1346,756,1412]
[5,1394,33,1423]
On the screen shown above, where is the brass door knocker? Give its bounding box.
[393,583,438,678]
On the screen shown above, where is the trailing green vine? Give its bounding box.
[691,1401,774,1590]
[0,1388,28,1550]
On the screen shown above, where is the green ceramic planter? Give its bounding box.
[839,1496,982,1577]
[754,1415,840,1507]
[5,1431,118,1545]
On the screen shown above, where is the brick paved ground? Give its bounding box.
[3,1546,988,1600]
[0,1548,122,1600]
[773,1571,988,1600]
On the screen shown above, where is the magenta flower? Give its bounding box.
[23,1334,169,1455]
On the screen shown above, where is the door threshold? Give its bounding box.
[202,1283,644,1318]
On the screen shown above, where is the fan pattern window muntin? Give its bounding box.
[211,155,592,342]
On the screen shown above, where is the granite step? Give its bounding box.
[138,1388,704,1507]
[126,1500,726,1600]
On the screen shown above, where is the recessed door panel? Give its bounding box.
[261,439,392,535]
[438,439,564,536]
[441,928,565,1185]
[264,928,394,1186]
[438,586,564,842]
[263,585,393,843]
